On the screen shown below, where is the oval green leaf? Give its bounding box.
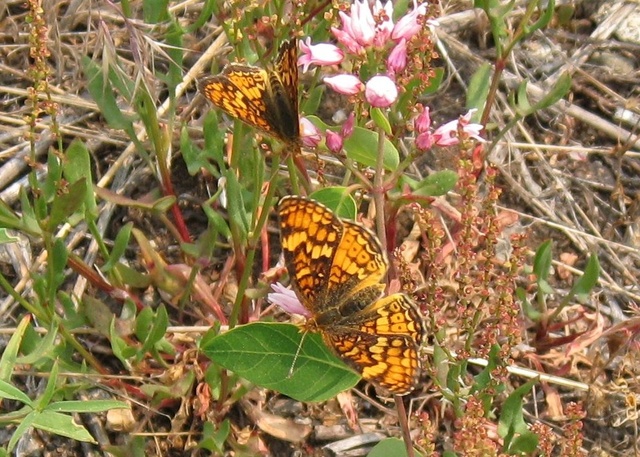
[202,322,359,402]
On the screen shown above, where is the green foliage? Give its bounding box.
[0,323,128,452]
[202,323,360,402]
[520,240,600,324]
[369,438,423,457]
[498,379,540,454]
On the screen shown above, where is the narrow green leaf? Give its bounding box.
[224,169,249,241]
[0,379,34,405]
[110,318,137,364]
[63,140,97,218]
[17,321,58,365]
[7,410,36,452]
[45,400,129,413]
[370,108,392,135]
[466,63,492,113]
[103,222,133,273]
[525,0,556,35]
[515,80,533,116]
[82,56,135,132]
[139,305,169,354]
[35,360,59,410]
[498,377,539,452]
[532,240,552,281]
[516,287,541,321]
[531,71,571,111]
[302,85,325,116]
[32,410,96,443]
[0,316,30,381]
[49,238,69,293]
[0,201,24,232]
[199,419,230,453]
[202,322,359,402]
[570,254,600,299]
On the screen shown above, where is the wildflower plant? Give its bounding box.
[0,0,601,455]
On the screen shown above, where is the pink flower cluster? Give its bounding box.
[414,107,484,151]
[297,0,429,108]
[300,113,355,151]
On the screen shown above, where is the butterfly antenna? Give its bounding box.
[288,329,309,378]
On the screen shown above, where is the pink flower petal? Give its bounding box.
[268,283,310,317]
[365,75,398,107]
[324,74,364,95]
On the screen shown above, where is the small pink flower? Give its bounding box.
[387,39,408,74]
[374,1,394,47]
[298,38,344,73]
[331,26,364,54]
[392,0,427,41]
[341,112,355,138]
[414,106,433,150]
[365,75,398,107]
[350,0,376,46]
[300,117,321,147]
[433,110,484,146]
[324,74,364,95]
[416,132,433,150]
[268,283,309,317]
[414,106,431,133]
[326,130,344,153]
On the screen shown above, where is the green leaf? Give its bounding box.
[524,0,556,35]
[516,287,541,321]
[32,410,97,443]
[344,126,399,170]
[46,400,129,413]
[302,85,325,116]
[63,140,97,219]
[532,71,571,111]
[0,316,30,382]
[7,410,36,452]
[199,419,230,453]
[110,318,137,364]
[407,170,458,197]
[0,379,34,405]
[47,178,88,231]
[103,222,133,273]
[35,360,59,410]
[369,438,423,457]
[570,254,600,300]
[370,107,392,135]
[137,305,169,355]
[49,238,69,293]
[308,188,357,220]
[514,80,533,115]
[0,202,24,232]
[82,56,136,132]
[532,240,552,282]
[498,377,539,453]
[224,169,249,241]
[17,321,59,365]
[202,323,359,402]
[467,63,492,114]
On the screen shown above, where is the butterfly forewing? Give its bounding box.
[199,39,299,144]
